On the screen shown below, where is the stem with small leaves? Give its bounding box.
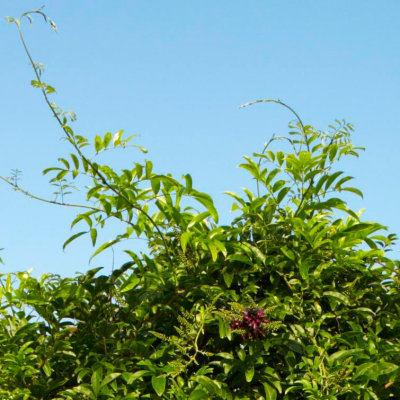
[9,10,173,266]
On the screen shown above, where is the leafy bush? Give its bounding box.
[1,8,400,400]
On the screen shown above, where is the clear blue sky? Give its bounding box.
[1,1,400,277]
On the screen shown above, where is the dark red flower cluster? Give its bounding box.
[230,308,269,339]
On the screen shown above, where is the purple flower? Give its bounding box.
[229,307,269,340]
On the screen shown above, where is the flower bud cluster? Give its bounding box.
[230,307,269,340]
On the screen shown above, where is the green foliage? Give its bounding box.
[2,8,400,399]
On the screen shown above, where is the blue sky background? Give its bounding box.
[1,1,400,277]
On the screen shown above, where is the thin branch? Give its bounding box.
[241,98,315,217]
[0,175,96,211]
[0,174,145,233]
[240,98,305,135]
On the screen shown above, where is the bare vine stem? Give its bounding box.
[241,98,312,212]
[240,98,306,136]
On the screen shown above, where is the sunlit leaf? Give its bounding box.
[63,231,87,250]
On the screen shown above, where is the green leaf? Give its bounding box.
[120,274,140,292]
[245,365,254,382]
[42,360,52,377]
[313,174,329,194]
[135,163,143,180]
[223,271,234,288]
[329,143,338,162]
[145,160,153,178]
[5,16,16,24]
[281,246,295,261]
[31,79,42,88]
[45,84,56,94]
[323,291,349,305]
[277,186,291,203]
[184,173,193,192]
[189,390,209,400]
[135,145,148,153]
[239,160,259,178]
[242,242,266,265]
[334,175,354,188]
[328,348,364,364]
[103,132,112,148]
[58,158,70,169]
[237,348,246,361]
[227,253,253,265]
[90,238,121,261]
[90,229,97,246]
[354,362,379,380]
[216,352,234,359]
[208,242,219,261]
[192,376,221,395]
[325,171,343,190]
[188,211,210,229]
[276,151,285,166]
[151,177,161,195]
[5,274,11,293]
[122,370,151,384]
[43,167,63,175]
[152,375,166,397]
[63,231,87,251]
[180,232,193,252]
[113,129,123,146]
[91,368,102,396]
[192,191,219,223]
[377,361,399,376]
[309,197,344,211]
[52,169,68,181]
[265,168,281,185]
[272,180,286,193]
[263,382,277,400]
[342,222,376,233]
[299,261,310,279]
[224,191,246,206]
[71,212,94,229]
[94,135,103,152]
[100,372,121,388]
[218,318,227,338]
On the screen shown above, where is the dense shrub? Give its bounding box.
[1,9,400,399]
